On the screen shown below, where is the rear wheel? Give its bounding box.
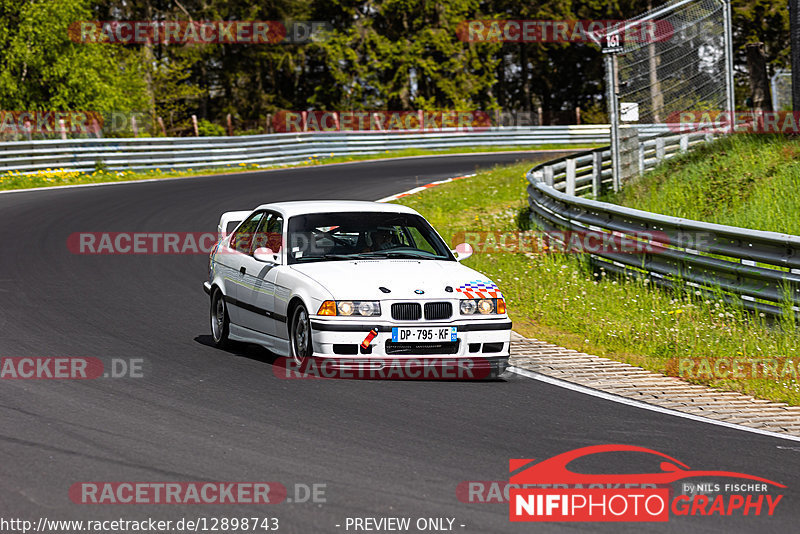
[210,288,230,347]
[290,304,312,366]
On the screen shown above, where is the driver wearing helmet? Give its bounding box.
[363,227,394,252]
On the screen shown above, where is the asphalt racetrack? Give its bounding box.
[0,152,798,533]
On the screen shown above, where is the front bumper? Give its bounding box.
[308,318,512,359]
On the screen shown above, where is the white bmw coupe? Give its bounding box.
[204,201,510,377]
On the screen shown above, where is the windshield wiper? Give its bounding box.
[358,251,436,259]
[296,253,359,262]
[297,251,440,262]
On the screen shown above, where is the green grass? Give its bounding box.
[392,160,800,406]
[0,143,595,192]
[0,164,263,191]
[607,134,800,235]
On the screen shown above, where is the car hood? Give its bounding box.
[290,259,501,300]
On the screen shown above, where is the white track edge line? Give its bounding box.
[508,366,800,443]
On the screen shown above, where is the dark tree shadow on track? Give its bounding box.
[194,335,281,365]
[194,335,509,382]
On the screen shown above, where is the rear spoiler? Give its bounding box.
[217,210,252,241]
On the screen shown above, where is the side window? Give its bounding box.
[230,211,264,254]
[253,212,284,254]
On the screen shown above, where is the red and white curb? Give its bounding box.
[509,335,800,441]
[375,174,475,203]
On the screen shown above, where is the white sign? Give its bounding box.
[620,102,639,122]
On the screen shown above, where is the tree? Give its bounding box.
[0,0,148,114]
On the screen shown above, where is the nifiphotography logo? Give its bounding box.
[508,445,785,522]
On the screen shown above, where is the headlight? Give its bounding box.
[319,300,381,317]
[460,298,506,315]
[357,301,378,316]
[477,299,494,314]
[460,299,477,314]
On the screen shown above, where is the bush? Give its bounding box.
[197,119,226,137]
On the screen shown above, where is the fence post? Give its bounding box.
[543,165,554,186]
[566,158,576,195]
[605,54,622,192]
[680,133,689,151]
[722,0,736,115]
[592,150,603,197]
[655,137,665,162]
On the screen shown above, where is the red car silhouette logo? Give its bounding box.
[510,444,785,487]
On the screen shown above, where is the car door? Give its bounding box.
[237,211,284,337]
[223,210,266,325]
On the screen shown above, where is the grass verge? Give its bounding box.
[392,160,800,406]
[0,143,597,192]
[606,134,800,235]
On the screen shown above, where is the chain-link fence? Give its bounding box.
[771,69,793,111]
[604,0,734,190]
[615,0,732,123]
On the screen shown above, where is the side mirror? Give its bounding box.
[253,247,281,264]
[453,243,474,262]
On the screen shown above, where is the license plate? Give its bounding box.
[391,326,457,342]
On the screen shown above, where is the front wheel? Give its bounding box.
[290,304,313,366]
[210,288,230,347]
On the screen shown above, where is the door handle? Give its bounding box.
[240,266,246,274]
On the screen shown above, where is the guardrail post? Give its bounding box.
[655,137,665,162]
[532,169,543,184]
[543,165,554,186]
[566,158,576,195]
[592,151,603,197]
[638,143,645,175]
[680,133,689,152]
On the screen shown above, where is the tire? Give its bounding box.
[289,303,313,366]
[210,288,230,347]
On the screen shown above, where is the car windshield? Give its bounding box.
[287,211,454,264]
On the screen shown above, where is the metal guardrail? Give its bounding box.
[528,131,715,197]
[0,124,670,174]
[527,131,800,316]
